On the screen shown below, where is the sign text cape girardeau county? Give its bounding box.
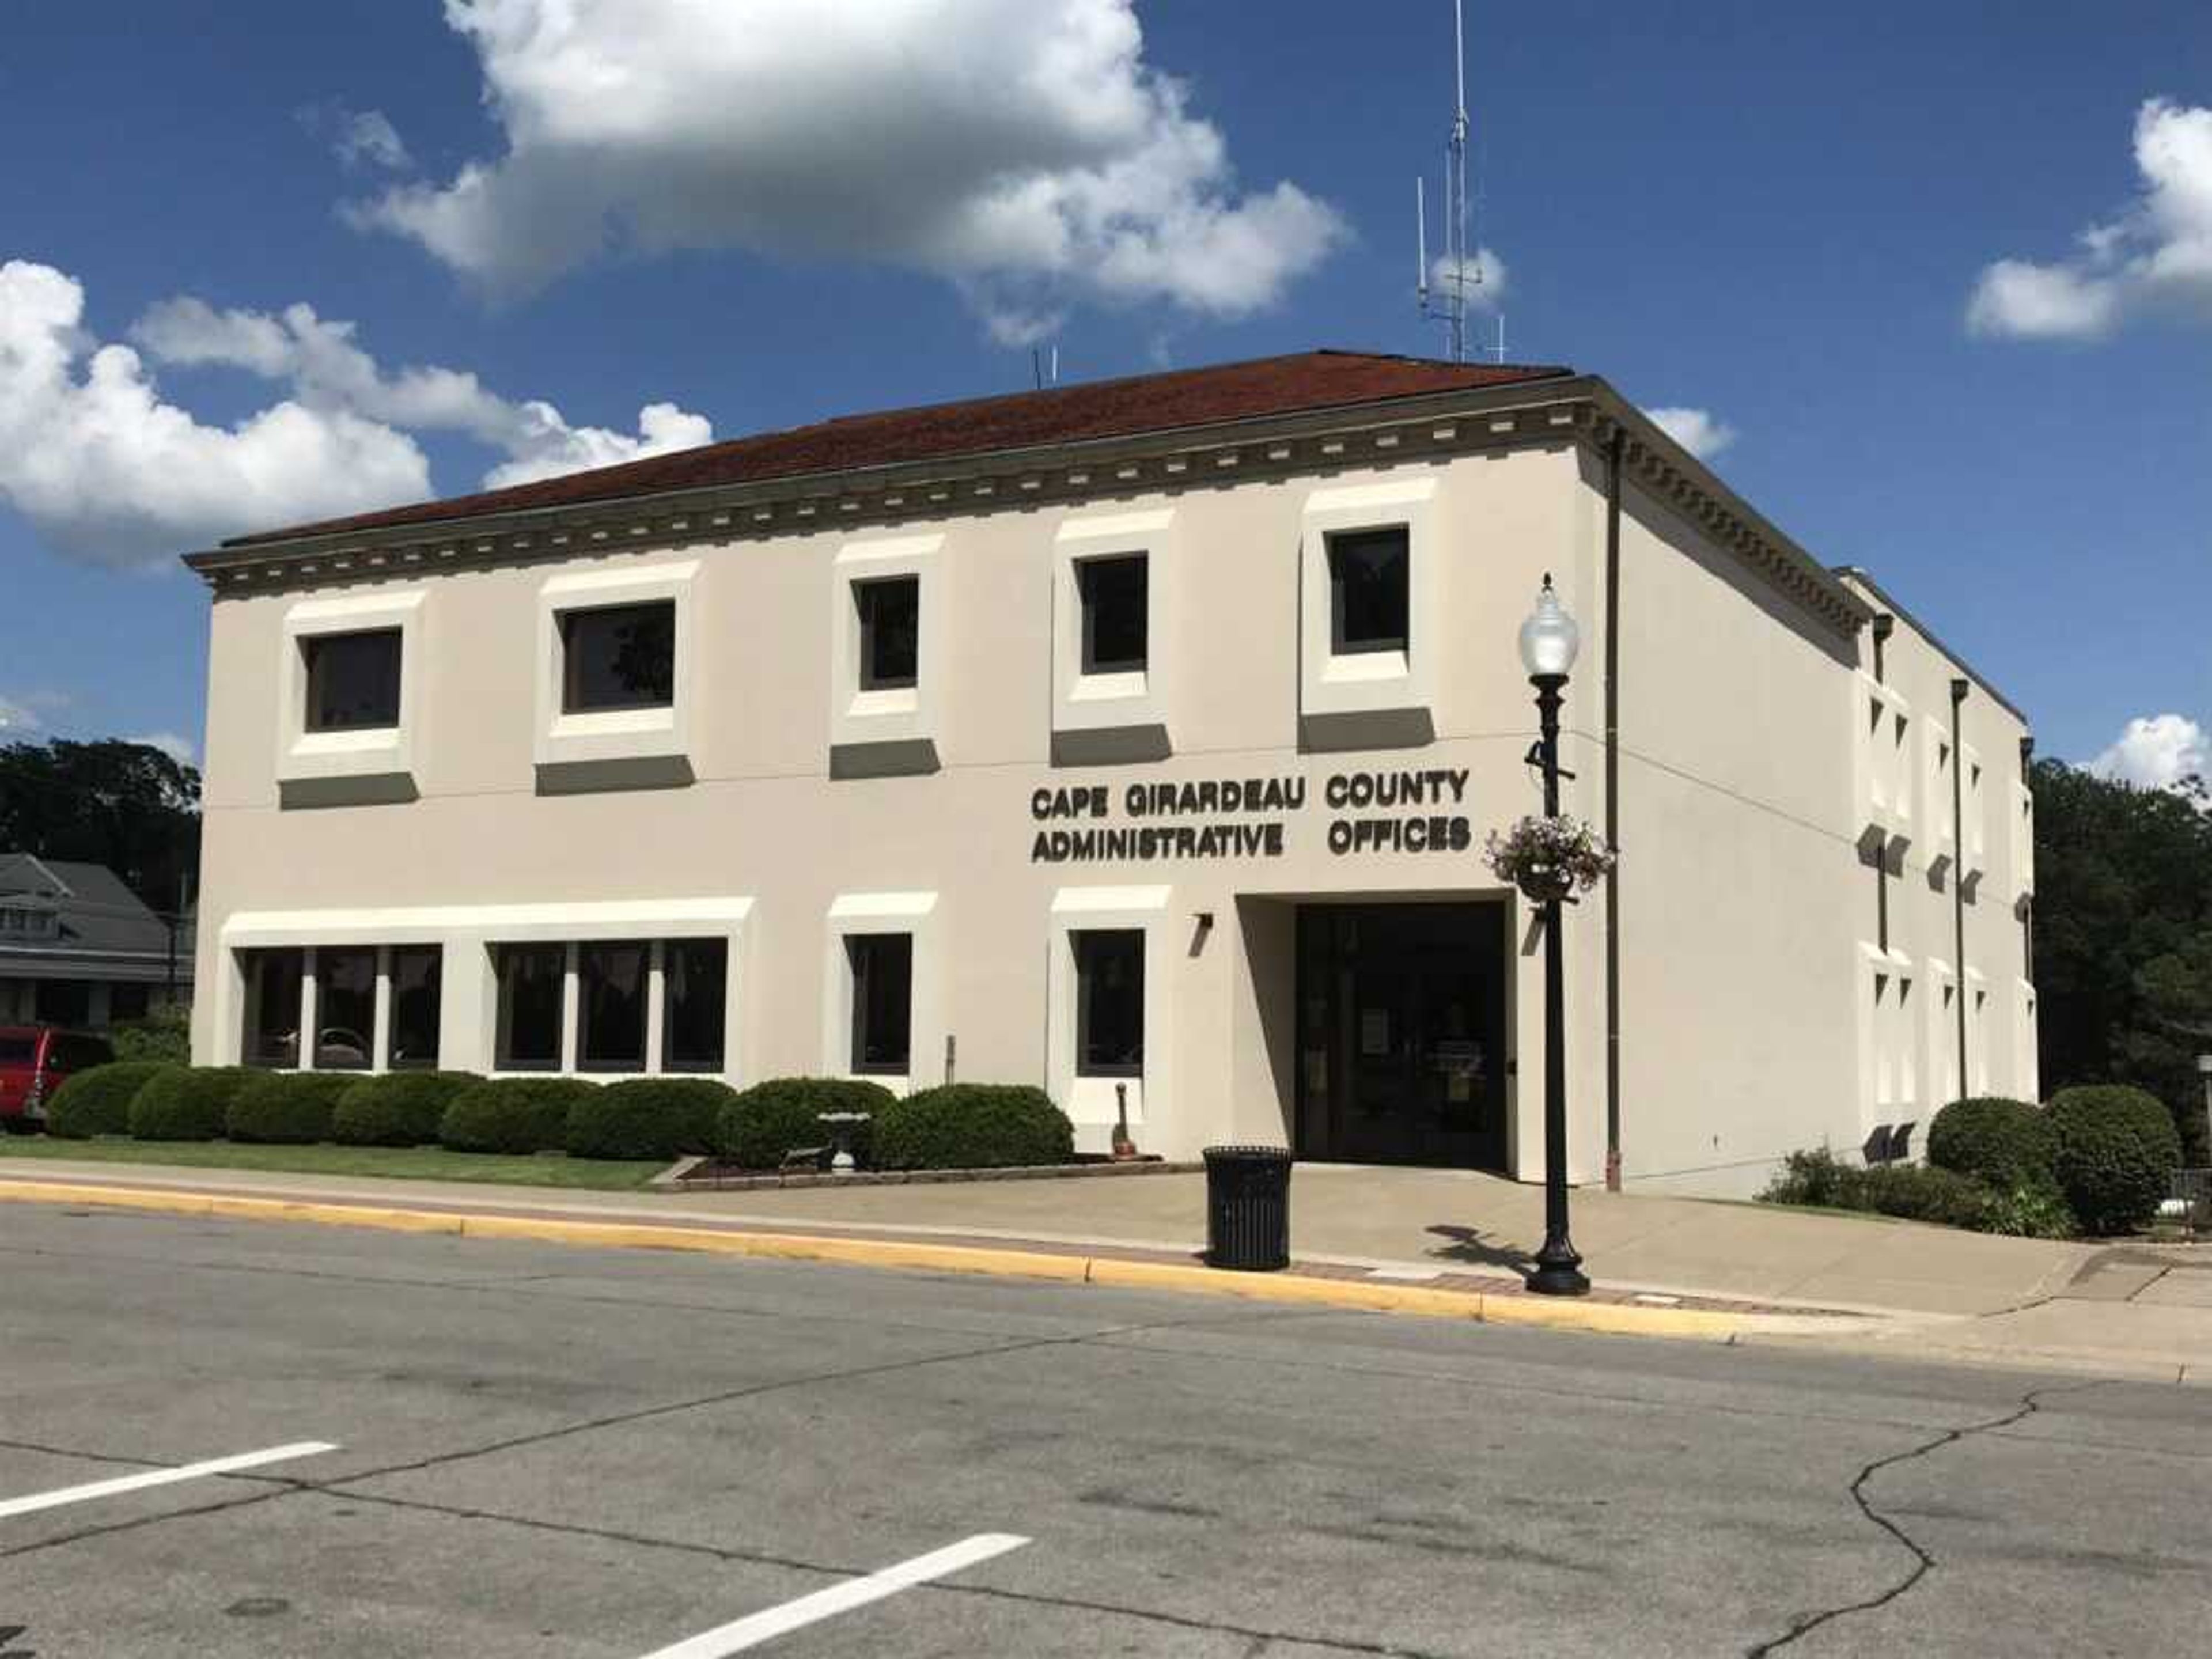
[1028,768,1473,863]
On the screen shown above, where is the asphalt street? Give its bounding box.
[1,1205,2206,1657]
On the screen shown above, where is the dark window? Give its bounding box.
[561,602,675,713]
[243,948,305,1069]
[847,933,912,1074]
[1078,555,1149,674]
[854,577,920,690]
[1075,929,1145,1077]
[1328,527,1410,654]
[33,980,90,1027]
[316,948,377,1070]
[495,943,565,1070]
[662,938,728,1073]
[388,946,442,1070]
[109,983,150,1022]
[578,941,649,1071]
[303,629,403,731]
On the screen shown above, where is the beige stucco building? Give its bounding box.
[184,351,2035,1196]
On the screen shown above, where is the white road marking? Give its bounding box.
[0,1441,338,1521]
[639,1532,1031,1657]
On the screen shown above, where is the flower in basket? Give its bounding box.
[1483,814,1618,902]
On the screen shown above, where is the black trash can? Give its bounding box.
[1203,1145,1292,1271]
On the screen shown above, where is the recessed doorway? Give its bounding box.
[1294,902,1510,1170]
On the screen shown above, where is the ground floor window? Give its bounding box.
[847,933,912,1075]
[33,979,92,1028]
[1074,929,1145,1077]
[490,936,730,1076]
[317,947,377,1069]
[111,983,150,1022]
[495,943,566,1071]
[243,948,305,1067]
[662,938,728,1072]
[388,946,442,1070]
[579,941,650,1071]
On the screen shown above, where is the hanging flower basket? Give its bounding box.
[1483,815,1617,903]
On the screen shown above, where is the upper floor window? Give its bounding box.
[855,577,921,691]
[561,601,675,714]
[1078,555,1149,675]
[1328,527,1410,655]
[303,628,403,732]
[0,907,56,938]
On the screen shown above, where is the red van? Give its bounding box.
[0,1026,115,1132]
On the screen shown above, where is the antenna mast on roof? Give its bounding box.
[1415,0,1484,362]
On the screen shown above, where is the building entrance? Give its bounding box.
[1294,902,1509,1169]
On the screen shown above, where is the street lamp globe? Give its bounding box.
[1518,574,1580,680]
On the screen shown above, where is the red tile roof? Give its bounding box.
[225,350,1572,547]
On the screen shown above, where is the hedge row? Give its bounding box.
[33,1063,1080,1173]
[1775,1084,2188,1237]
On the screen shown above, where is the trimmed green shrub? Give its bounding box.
[2047,1085,2183,1235]
[1927,1096,2056,1192]
[871,1084,1075,1172]
[225,1071,358,1144]
[718,1077,896,1170]
[566,1078,733,1161]
[45,1060,176,1139]
[1760,1147,1997,1230]
[440,1077,600,1154]
[331,1071,482,1147]
[128,1066,255,1141]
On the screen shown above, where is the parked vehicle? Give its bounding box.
[0,1026,115,1132]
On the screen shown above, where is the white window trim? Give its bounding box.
[1298,476,1440,722]
[277,589,426,790]
[533,560,699,776]
[1048,885,1173,1156]
[822,890,941,1095]
[219,897,750,1081]
[1853,672,1914,850]
[1052,509,1173,740]
[829,534,945,756]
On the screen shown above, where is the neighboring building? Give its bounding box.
[0,853,192,1028]
[181,351,2035,1195]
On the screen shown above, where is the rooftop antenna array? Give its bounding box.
[1415,0,1494,362]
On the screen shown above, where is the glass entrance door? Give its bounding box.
[1295,903,1509,1169]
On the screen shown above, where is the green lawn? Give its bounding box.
[0,1136,669,1191]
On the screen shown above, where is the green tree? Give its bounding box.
[0,738,201,912]
[2032,758,2212,1162]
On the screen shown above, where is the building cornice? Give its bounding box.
[184,374,1870,639]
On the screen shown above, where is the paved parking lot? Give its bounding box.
[3,1203,2209,1656]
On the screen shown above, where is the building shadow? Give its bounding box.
[1425,1223,1536,1278]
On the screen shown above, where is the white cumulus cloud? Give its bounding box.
[1425,246,1509,314]
[0,261,715,568]
[1645,406,1738,461]
[0,260,430,569]
[2090,713,2210,792]
[1968,97,2212,340]
[347,0,1346,336]
[300,103,412,172]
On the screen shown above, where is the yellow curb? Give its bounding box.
[0,1177,1753,1341]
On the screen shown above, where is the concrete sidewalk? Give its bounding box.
[5,1157,2206,1378]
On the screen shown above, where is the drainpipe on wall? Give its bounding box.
[1603,426,1624,1191]
[1950,676,1970,1097]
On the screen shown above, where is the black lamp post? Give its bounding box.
[1518,574,1590,1297]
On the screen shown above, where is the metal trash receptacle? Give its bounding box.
[1203,1145,1292,1271]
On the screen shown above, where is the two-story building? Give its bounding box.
[182,350,2035,1195]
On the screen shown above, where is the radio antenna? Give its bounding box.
[1414,0,1484,362]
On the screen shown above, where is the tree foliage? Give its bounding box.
[2033,759,2212,1162]
[0,738,202,911]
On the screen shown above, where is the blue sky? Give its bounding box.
[2,1,2206,782]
